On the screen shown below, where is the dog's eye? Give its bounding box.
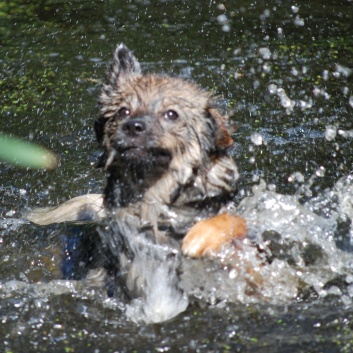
[164,110,179,121]
[117,107,130,118]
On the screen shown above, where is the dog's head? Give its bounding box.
[95,45,234,179]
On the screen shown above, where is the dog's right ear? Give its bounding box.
[107,44,141,86]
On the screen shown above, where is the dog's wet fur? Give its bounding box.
[27,44,250,322]
[96,45,239,229]
[93,45,248,302]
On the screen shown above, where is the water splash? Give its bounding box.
[99,213,189,324]
[179,177,353,309]
[125,254,189,324]
[12,177,353,323]
[124,239,189,324]
[268,84,295,114]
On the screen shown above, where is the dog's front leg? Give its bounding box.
[181,213,247,257]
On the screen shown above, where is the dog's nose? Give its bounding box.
[122,118,146,137]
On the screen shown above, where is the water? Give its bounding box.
[1,0,353,351]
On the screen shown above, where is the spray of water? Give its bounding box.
[16,175,353,323]
[135,175,353,321]
[124,239,189,324]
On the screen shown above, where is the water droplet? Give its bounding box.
[217,14,227,24]
[252,174,260,182]
[288,172,305,183]
[315,166,325,178]
[276,88,295,113]
[349,96,353,108]
[335,64,352,78]
[346,274,353,284]
[251,132,263,146]
[268,83,277,94]
[233,48,241,56]
[89,57,102,63]
[263,9,270,17]
[291,5,299,13]
[325,125,337,141]
[291,67,298,76]
[222,24,231,32]
[294,15,304,26]
[229,269,237,279]
[258,47,271,60]
[267,184,276,191]
[342,86,349,96]
[326,286,341,296]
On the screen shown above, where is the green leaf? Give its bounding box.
[0,133,58,170]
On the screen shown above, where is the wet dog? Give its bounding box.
[28,44,249,322]
[96,44,246,248]
[27,46,351,322]
[92,45,249,320]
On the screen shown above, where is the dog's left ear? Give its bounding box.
[208,108,235,150]
[107,44,141,86]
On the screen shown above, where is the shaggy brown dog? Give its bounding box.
[27,44,249,310]
[94,44,247,299]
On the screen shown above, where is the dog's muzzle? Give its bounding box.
[114,118,172,166]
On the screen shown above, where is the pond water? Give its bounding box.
[1,0,353,351]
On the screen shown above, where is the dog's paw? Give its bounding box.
[181,213,247,257]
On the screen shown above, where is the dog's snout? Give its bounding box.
[122,118,146,137]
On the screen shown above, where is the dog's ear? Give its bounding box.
[107,44,141,86]
[208,108,235,150]
[97,45,141,145]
